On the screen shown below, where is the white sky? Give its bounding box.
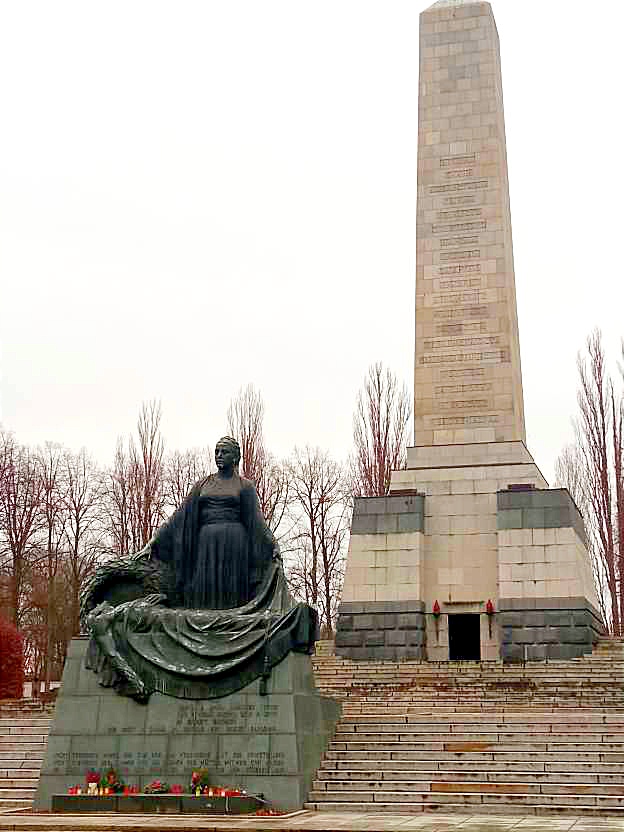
[1,0,623,485]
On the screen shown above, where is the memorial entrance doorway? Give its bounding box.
[448,614,481,662]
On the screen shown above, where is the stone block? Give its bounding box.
[353,614,375,630]
[572,610,591,627]
[407,630,426,647]
[386,630,407,647]
[337,614,353,631]
[377,514,399,534]
[501,643,523,663]
[364,631,385,648]
[526,644,548,661]
[522,508,545,528]
[334,631,363,648]
[537,627,559,644]
[374,613,397,630]
[514,628,536,645]
[565,626,592,645]
[350,515,377,535]
[397,612,425,630]
[398,513,424,533]
[497,509,522,529]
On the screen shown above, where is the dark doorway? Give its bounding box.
[448,614,481,661]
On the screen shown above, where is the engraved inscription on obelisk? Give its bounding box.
[414,0,526,447]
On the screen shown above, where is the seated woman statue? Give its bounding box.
[81,436,318,703]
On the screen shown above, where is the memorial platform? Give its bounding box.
[0,809,623,831]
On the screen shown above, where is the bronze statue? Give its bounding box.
[81,437,317,702]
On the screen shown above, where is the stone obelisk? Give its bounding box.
[335,0,603,664]
[414,0,525,448]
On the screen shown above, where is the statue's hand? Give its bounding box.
[272,540,282,562]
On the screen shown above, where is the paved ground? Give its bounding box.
[1,812,624,831]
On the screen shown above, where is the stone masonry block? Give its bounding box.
[386,631,407,647]
[407,630,426,647]
[334,631,363,649]
[374,613,397,630]
[364,632,386,648]
[350,515,378,535]
[376,514,399,534]
[397,613,425,631]
[353,615,375,630]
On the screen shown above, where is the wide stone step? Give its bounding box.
[316,769,624,785]
[0,769,39,778]
[0,725,51,735]
[0,778,38,789]
[0,742,46,752]
[0,799,32,811]
[312,778,624,796]
[306,788,624,809]
[0,787,36,799]
[304,799,624,816]
[0,753,43,763]
[325,748,624,762]
[330,736,624,749]
[338,721,624,733]
[322,757,624,775]
[342,714,624,725]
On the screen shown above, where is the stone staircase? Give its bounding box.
[307,638,624,816]
[0,700,53,812]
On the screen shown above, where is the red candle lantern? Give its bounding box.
[485,599,495,637]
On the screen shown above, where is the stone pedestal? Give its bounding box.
[35,638,340,811]
[336,442,604,662]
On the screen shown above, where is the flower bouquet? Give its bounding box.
[100,767,124,794]
[144,779,170,794]
[190,769,211,795]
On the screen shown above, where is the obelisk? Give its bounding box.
[414,0,525,447]
[335,0,603,665]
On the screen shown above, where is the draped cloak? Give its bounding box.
[83,474,318,702]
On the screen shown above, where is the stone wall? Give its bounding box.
[499,598,605,662]
[497,489,599,610]
[335,601,426,661]
[340,495,425,606]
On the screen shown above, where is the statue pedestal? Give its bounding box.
[35,637,340,811]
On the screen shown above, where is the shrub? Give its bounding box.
[0,617,24,699]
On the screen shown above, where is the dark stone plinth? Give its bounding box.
[336,601,426,661]
[52,795,117,813]
[350,494,424,535]
[498,597,605,662]
[497,487,587,544]
[37,638,340,812]
[51,793,267,814]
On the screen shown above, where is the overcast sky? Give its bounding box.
[1,0,622,484]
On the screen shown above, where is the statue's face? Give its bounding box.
[215,442,236,471]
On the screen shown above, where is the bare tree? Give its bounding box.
[227,385,289,532]
[130,400,166,547]
[576,331,620,634]
[63,448,104,635]
[285,447,350,637]
[104,439,134,556]
[163,447,213,513]
[35,443,67,693]
[352,362,412,497]
[0,432,43,627]
[556,330,624,635]
[555,442,609,627]
[103,401,166,555]
[227,384,265,484]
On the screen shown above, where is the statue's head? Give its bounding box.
[215,436,241,471]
